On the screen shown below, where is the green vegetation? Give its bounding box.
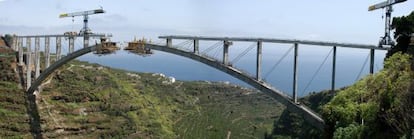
[2,11,413,138]
[40,61,180,138]
[0,38,284,138]
[37,60,284,138]
[317,11,414,139]
[0,45,31,138]
[322,52,413,138]
[2,34,14,47]
[176,82,283,139]
[267,53,413,139]
[387,11,414,58]
[265,90,337,139]
[0,46,18,82]
[266,11,414,138]
[0,81,31,138]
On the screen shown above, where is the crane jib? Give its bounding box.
[59,9,105,18]
[94,9,104,14]
[368,0,407,11]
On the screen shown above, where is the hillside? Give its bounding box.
[0,37,323,138]
[0,36,289,138]
[0,45,31,138]
[318,12,414,138]
[34,60,284,138]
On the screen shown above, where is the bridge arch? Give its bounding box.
[145,44,325,130]
[27,44,325,131]
[27,45,97,94]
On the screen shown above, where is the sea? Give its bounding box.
[75,41,386,97]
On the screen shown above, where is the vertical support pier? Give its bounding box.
[15,37,19,51]
[84,34,89,48]
[193,39,199,54]
[331,46,337,93]
[26,37,32,89]
[223,40,231,65]
[34,37,40,79]
[256,41,262,81]
[12,37,17,51]
[369,49,375,74]
[14,37,18,51]
[293,43,298,103]
[69,37,75,53]
[166,38,172,47]
[45,37,50,68]
[18,38,24,65]
[56,37,62,60]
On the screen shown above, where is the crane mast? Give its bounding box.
[368,0,407,47]
[59,9,105,47]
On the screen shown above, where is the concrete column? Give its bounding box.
[84,35,89,48]
[56,37,61,60]
[223,40,231,65]
[331,46,337,93]
[256,41,262,81]
[69,37,75,53]
[18,38,24,65]
[45,37,50,68]
[369,49,375,74]
[26,37,32,89]
[166,38,172,47]
[293,43,298,103]
[34,37,40,79]
[12,37,17,51]
[193,39,199,54]
[14,37,18,51]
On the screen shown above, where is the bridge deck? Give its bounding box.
[159,35,388,50]
[17,34,111,38]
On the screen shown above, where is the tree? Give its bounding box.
[2,34,14,47]
[322,52,414,138]
[386,11,414,58]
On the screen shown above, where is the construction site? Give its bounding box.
[123,37,153,55]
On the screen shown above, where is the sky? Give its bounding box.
[0,0,413,44]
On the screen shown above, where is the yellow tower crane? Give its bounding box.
[59,9,105,47]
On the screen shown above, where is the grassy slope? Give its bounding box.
[38,60,284,138]
[0,81,31,138]
[0,46,31,138]
[267,90,336,139]
[0,38,286,138]
[0,44,327,138]
[176,82,283,139]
